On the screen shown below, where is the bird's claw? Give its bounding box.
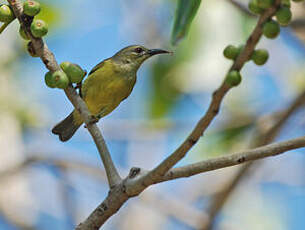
[84,115,100,128]
[90,115,99,124]
[89,115,101,126]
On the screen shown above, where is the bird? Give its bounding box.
[52,45,170,142]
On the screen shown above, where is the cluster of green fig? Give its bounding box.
[17,1,48,56]
[45,62,86,89]
[223,0,303,87]
[223,44,268,86]
[0,1,47,37]
[0,4,15,23]
[224,45,269,66]
[249,0,303,38]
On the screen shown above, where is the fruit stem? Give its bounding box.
[0,18,14,34]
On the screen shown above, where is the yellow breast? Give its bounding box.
[81,60,136,117]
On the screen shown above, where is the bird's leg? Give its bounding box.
[75,82,83,98]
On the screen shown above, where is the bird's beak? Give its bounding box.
[147,49,171,56]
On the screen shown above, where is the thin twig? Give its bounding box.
[157,135,305,182]
[7,0,121,188]
[0,21,11,34]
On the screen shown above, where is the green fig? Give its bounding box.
[0,4,15,23]
[223,45,239,60]
[53,71,70,89]
[257,0,274,9]
[19,26,30,40]
[251,49,269,65]
[30,19,48,38]
[281,0,291,7]
[60,61,70,71]
[60,61,86,84]
[44,71,56,88]
[263,20,280,39]
[225,71,242,87]
[276,6,292,26]
[248,0,264,15]
[23,0,41,17]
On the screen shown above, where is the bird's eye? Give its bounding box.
[134,47,143,54]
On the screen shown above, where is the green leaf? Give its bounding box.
[171,0,201,45]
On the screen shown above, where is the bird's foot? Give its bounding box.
[89,115,100,124]
[84,115,101,128]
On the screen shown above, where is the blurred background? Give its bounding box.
[0,0,305,229]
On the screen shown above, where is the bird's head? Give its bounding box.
[112,45,170,71]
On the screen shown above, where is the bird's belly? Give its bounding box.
[84,77,135,117]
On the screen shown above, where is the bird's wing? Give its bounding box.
[88,58,110,75]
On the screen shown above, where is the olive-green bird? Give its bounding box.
[52,45,170,141]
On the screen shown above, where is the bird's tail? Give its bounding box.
[52,111,82,142]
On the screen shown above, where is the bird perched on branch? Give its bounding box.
[52,45,170,141]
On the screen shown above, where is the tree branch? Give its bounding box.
[200,90,305,230]
[75,1,283,228]
[7,0,121,188]
[77,135,305,230]
[136,0,281,187]
[157,136,305,183]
